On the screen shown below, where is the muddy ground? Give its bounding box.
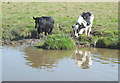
[2,36,96,48]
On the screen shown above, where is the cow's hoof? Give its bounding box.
[43,35,46,37]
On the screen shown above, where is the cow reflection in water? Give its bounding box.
[72,49,92,69]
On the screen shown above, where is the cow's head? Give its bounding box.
[81,12,92,25]
[33,17,40,28]
[81,12,91,18]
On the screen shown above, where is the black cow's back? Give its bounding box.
[40,16,54,24]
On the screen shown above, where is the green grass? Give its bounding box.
[36,34,75,50]
[2,2,119,49]
[96,36,119,49]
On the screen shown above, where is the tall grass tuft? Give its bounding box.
[36,34,75,50]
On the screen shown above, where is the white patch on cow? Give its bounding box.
[79,28,84,35]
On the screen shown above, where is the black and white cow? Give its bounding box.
[72,12,94,37]
[33,16,54,38]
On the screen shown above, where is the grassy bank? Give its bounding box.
[2,2,119,49]
[36,34,75,50]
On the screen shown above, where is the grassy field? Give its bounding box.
[2,2,119,49]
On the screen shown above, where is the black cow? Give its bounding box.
[33,16,54,38]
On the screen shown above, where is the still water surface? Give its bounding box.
[2,46,119,81]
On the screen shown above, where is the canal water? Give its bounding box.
[2,46,119,81]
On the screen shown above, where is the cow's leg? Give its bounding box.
[88,26,91,36]
[38,31,41,39]
[37,28,41,39]
[45,31,47,36]
[38,34,41,39]
[48,28,53,35]
[79,28,84,35]
[85,29,87,35]
[85,27,89,36]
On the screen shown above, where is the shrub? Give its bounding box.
[90,36,99,44]
[92,29,116,38]
[103,30,114,37]
[96,36,119,49]
[109,36,119,49]
[96,37,112,48]
[94,30,103,37]
[36,34,75,50]
[78,34,96,43]
[78,34,90,42]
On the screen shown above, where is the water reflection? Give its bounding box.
[90,48,119,64]
[23,47,119,71]
[72,48,119,69]
[72,49,92,69]
[24,47,74,71]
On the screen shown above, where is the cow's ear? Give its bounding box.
[89,13,91,16]
[33,17,36,20]
[81,12,85,16]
